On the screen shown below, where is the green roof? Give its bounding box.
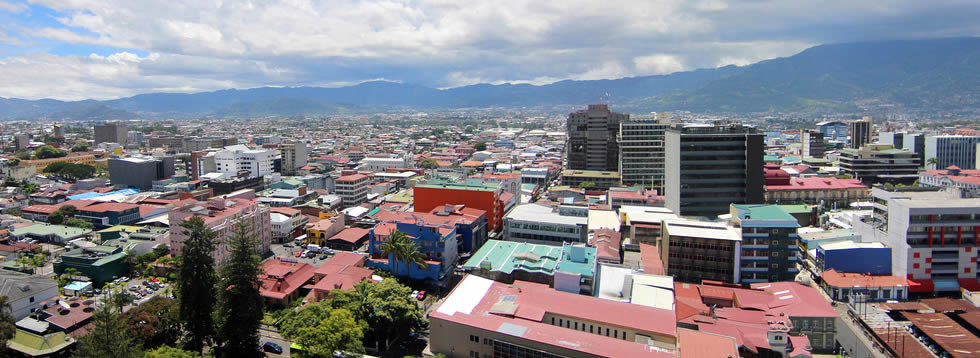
[388,190,415,203]
[764,155,780,162]
[777,204,812,214]
[8,329,73,356]
[11,224,91,240]
[561,170,620,178]
[463,240,596,278]
[732,204,800,228]
[97,225,143,234]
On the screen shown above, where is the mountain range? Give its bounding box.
[2,37,979,119]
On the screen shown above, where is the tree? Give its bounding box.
[75,288,141,357]
[143,346,198,357]
[377,230,429,277]
[47,205,76,225]
[295,309,364,357]
[66,217,95,230]
[43,162,96,181]
[176,217,218,353]
[14,151,31,160]
[329,279,427,350]
[34,145,68,159]
[0,296,16,349]
[215,221,264,357]
[927,157,939,167]
[578,181,596,190]
[474,142,487,151]
[71,142,90,152]
[419,158,440,169]
[124,296,180,349]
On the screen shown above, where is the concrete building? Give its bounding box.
[167,196,272,265]
[357,154,411,172]
[819,270,908,302]
[925,135,980,170]
[848,116,872,149]
[561,170,621,191]
[815,241,891,275]
[664,122,764,218]
[13,133,30,150]
[335,173,370,207]
[618,114,668,191]
[566,104,626,171]
[430,275,677,358]
[800,129,825,158]
[816,120,848,142]
[214,145,274,178]
[660,219,741,283]
[280,141,308,176]
[504,204,588,245]
[94,123,127,145]
[618,206,678,246]
[729,204,801,284]
[107,156,176,190]
[919,166,980,197]
[854,187,980,293]
[52,245,128,287]
[838,144,920,185]
[414,179,505,233]
[764,166,868,207]
[367,220,458,286]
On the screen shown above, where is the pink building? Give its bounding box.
[167,196,272,264]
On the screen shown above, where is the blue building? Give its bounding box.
[367,221,458,286]
[816,241,891,275]
[816,121,848,142]
[730,204,802,283]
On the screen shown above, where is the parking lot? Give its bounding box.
[269,242,354,267]
[98,276,172,312]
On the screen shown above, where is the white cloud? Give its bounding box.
[0,0,976,99]
[0,1,27,13]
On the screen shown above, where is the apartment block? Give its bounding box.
[660,218,741,283]
[801,129,825,158]
[504,204,588,245]
[214,145,275,178]
[729,204,801,284]
[838,144,920,185]
[854,187,980,293]
[167,196,272,265]
[94,123,127,145]
[848,116,872,149]
[280,141,308,176]
[335,173,370,207]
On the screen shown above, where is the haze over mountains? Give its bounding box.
[2,37,979,119]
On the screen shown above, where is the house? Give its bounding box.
[257,259,316,307]
[0,271,59,320]
[325,227,370,251]
[311,252,375,301]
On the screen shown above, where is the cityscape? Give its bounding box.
[0,1,979,358]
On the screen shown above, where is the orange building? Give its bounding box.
[413,180,505,233]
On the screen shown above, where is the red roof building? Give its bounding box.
[589,229,621,264]
[325,227,370,251]
[430,275,677,358]
[765,177,868,206]
[819,269,909,301]
[312,252,374,301]
[258,259,316,306]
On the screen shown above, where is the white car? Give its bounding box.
[410,290,419,299]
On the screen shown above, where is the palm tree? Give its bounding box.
[927,157,939,168]
[377,230,429,276]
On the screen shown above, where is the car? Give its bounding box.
[93,289,101,295]
[410,290,418,299]
[262,341,283,354]
[129,285,140,292]
[295,252,303,257]
[319,254,328,260]
[283,243,293,247]
[417,291,426,301]
[327,249,336,255]
[150,278,159,283]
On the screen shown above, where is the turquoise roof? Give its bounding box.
[463,240,596,278]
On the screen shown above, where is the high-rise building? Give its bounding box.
[52,125,63,138]
[335,174,370,207]
[619,113,669,190]
[838,144,920,185]
[664,122,765,218]
[14,133,30,150]
[924,135,980,169]
[107,157,176,190]
[847,116,872,149]
[280,142,308,176]
[214,145,274,178]
[879,132,905,149]
[903,133,927,167]
[816,121,848,142]
[94,123,128,145]
[566,104,626,171]
[730,204,801,284]
[801,129,825,158]
[854,187,980,294]
[167,196,272,265]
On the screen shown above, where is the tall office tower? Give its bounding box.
[664,122,765,218]
[280,141,308,175]
[618,113,669,190]
[847,116,872,149]
[566,104,627,171]
[816,121,848,142]
[924,135,980,169]
[902,133,927,168]
[801,129,825,158]
[94,123,128,145]
[879,132,905,149]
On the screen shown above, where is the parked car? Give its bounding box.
[417,291,426,301]
[262,342,283,354]
[319,254,328,260]
[326,249,336,255]
[294,252,303,257]
[410,290,418,299]
[283,243,293,247]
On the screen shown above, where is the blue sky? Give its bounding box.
[1,0,979,100]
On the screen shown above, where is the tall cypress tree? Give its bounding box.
[176,216,218,353]
[216,221,264,357]
[75,288,140,357]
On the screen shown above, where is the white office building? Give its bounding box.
[925,135,980,170]
[357,153,412,172]
[504,204,589,245]
[214,145,274,178]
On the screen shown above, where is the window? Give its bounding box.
[29,297,34,303]
[574,322,578,330]
[469,335,479,343]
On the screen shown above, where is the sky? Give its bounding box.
[0,0,979,101]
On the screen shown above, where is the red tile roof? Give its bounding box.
[820,269,908,289]
[269,207,301,216]
[76,202,139,213]
[765,177,868,191]
[639,243,665,275]
[337,174,369,183]
[589,228,621,262]
[328,227,369,244]
[678,328,739,358]
[258,260,316,301]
